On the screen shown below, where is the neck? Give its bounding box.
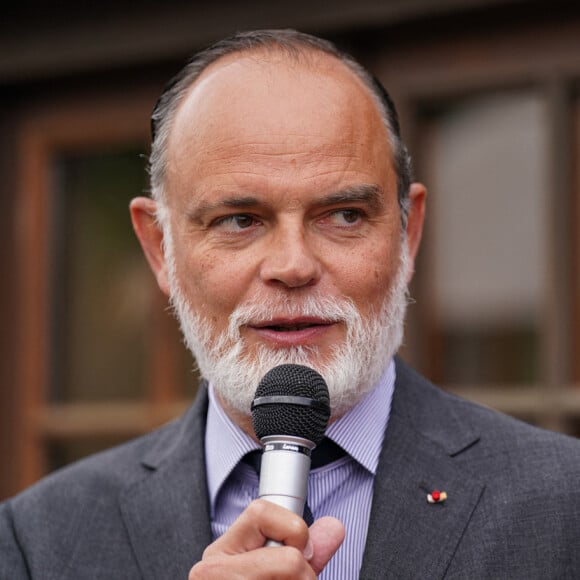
[215,392,260,442]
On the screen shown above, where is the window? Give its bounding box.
[428,91,548,386]
[13,92,195,490]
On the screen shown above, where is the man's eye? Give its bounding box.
[214,214,257,230]
[331,209,363,225]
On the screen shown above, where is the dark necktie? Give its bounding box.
[242,437,346,526]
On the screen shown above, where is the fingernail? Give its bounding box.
[303,537,314,561]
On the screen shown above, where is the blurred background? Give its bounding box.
[2,0,580,500]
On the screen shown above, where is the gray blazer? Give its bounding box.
[2,359,580,579]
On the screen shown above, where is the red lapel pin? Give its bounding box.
[427,490,447,504]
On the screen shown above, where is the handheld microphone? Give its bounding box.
[251,364,330,544]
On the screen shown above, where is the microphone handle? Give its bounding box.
[258,435,314,547]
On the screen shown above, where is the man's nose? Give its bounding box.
[260,225,321,289]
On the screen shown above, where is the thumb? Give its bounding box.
[307,516,345,575]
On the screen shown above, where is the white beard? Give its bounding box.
[164,228,410,418]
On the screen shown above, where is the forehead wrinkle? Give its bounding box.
[198,135,362,161]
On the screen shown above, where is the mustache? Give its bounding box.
[227,292,361,339]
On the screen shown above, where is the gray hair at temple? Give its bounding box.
[149,29,413,227]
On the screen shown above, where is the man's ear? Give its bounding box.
[404,182,427,284]
[129,197,171,296]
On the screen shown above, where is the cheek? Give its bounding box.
[178,249,254,319]
[331,243,398,308]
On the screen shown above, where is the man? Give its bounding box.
[1,29,580,579]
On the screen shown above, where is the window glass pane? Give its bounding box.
[429,91,548,385]
[50,147,153,402]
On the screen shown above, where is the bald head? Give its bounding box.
[165,50,395,205]
[148,29,412,224]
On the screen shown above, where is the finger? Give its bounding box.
[203,500,310,558]
[190,545,317,580]
[307,516,346,575]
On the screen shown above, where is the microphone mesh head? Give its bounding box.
[251,364,330,444]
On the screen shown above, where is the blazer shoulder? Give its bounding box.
[11,384,209,507]
[1,388,209,579]
[393,357,580,479]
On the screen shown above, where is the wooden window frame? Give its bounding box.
[374,18,580,431]
[13,88,189,492]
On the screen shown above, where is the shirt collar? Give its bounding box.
[326,359,395,475]
[205,386,260,513]
[205,358,396,513]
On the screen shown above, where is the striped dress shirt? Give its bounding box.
[205,359,395,579]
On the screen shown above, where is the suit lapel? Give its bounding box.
[119,387,213,579]
[360,360,486,579]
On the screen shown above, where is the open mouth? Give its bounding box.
[253,318,334,330]
[247,318,337,346]
[266,323,321,332]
